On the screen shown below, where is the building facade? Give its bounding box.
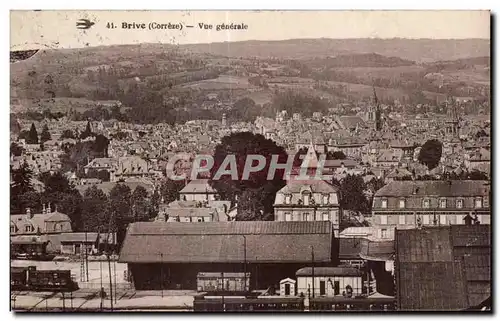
[372,180,490,239]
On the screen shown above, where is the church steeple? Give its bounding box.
[373,86,382,131]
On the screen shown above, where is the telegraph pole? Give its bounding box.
[85,231,89,282]
[311,246,315,298]
[160,253,164,298]
[242,235,247,293]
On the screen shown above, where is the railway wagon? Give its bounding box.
[194,297,305,312]
[28,269,78,292]
[197,272,251,293]
[309,296,396,311]
[11,267,28,290]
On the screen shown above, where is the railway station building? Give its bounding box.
[119,221,338,290]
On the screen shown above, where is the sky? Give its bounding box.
[10,10,490,50]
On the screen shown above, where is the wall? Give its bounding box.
[297,275,363,297]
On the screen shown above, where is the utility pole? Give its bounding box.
[85,231,89,282]
[114,260,117,304]
[160,253,164,298]
[311,246,315,299]
[242,235,247,293]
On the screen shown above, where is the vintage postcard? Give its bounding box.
[10,10,491,312]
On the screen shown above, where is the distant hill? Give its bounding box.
[309,53,416,68]
[181,38,490,62]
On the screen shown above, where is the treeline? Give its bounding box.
[10,165,186,246]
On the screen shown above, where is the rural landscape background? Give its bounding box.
[10,38,490,125]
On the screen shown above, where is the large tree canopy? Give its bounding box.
[418,139,443,170]
[209,132,288,220]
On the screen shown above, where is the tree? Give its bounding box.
[80,121,93,139]
[40,171,75,195]
[61,129,76,140]
[418,139,443,170]
[108,183,132,247]
[18,191,42,213]
[327,151,347,160]
[11,162,33,196]
[40,124,51,143]
[335,174,370,214]
[209,132,288,218]
[57,192,83,231]
[10,163,35,213]
[26,123,39,144]
[160,178,185,203]
[467,170,489,180]
[131,185,150,221]
[81,186,109,232]
[10,142,24,156]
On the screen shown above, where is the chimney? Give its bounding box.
[26,208,33,219]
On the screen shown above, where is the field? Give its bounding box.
[332,65,426,79]
[180,75,256,90]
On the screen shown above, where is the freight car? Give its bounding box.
[197,272,250,294]
[309,296,395,311]
[193,297,305,312]
[10,266,78,292]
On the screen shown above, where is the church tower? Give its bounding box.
[372,86,382,131]
[445,97,459,139]
[221,113,227,127]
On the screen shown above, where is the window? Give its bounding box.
[10,225,15,233]
[456,199,464,209]
[303,192,310,206]
[399,199,406,209]
[475,197,483,208]
[25,225,33,233]
[320,281,326,296]
[381,199,388,209]
[399,214,406,225]
[334,281,340,295]
[285,212,292,222]
[380,215,387,225]
[304,213,312,221]
[197,218,203,222]
[285,194,291,204]
[323,194,329,205]
[322,212,330,221]
[423,215,429,225]
[483,196,489,208]
[440,198,447,209]
[381,229,388,239]
[422,199,430,208]
[440,214,447,225]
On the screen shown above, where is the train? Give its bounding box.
[11,266,79,292]
[309,296,396,311]
[193,296,305,312]
[197,272,251,294]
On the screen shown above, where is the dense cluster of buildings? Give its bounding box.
[10,93,491,311]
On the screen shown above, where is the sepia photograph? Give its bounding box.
[9,10,491,312]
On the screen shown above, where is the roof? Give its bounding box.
[58,232,99,243]
[339,238,362,259]
[374,180,490,197]
[395,226,491,310]
[296,267,363,277]
[323,159,358,168]
[359,239,394,261]
[166,207,215,218]
[119,221,333,264]
[337,116,365,130]
[180,179,217,194]
[10,235,48,244]
[397,261,468,311]
[277,179,338,195]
